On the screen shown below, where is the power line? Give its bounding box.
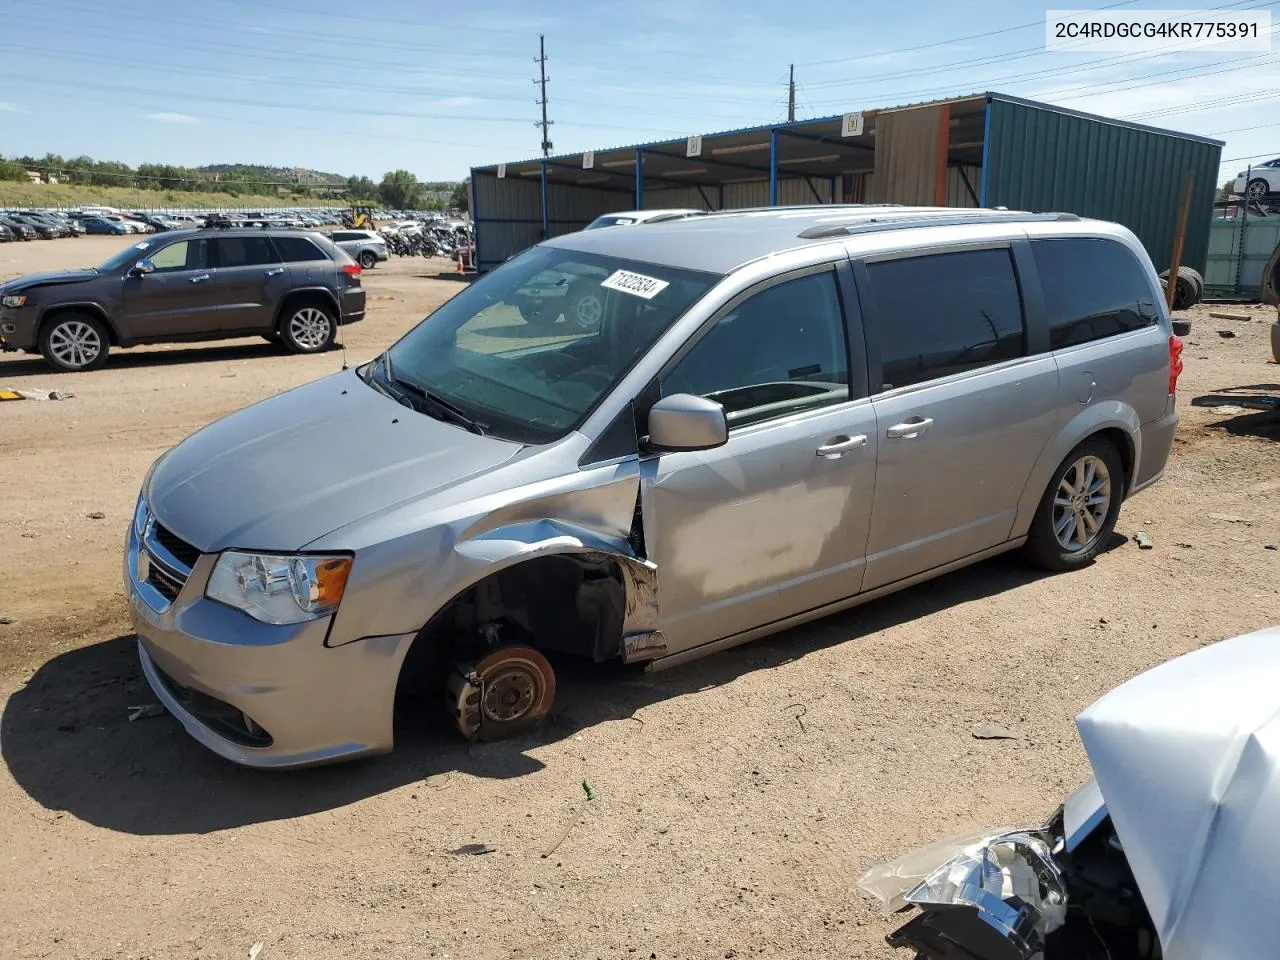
[798,0,1142,68]
[800,0,1269,94]
[0,73,690,136]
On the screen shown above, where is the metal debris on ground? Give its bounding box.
[450,842,496,855]
[1267,544,1278,551]
[971,723,1019,740]
[86,511,106,520]
[582,778,597,801]
[0,388,75,401]
[0,616,13,625]
[127,704,165,722]
[1208,513,1253,525]
[1134,531,1154,550]
[248,942,263,960]
[1217,330,1238,338]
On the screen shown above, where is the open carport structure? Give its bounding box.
[470,91,1221,276]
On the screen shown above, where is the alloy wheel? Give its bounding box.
[1052,455,1112,552]
[48,320,102,369]
[288,307,331,350]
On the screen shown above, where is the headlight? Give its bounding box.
[207,551,352,625]
[1,295,27,308]
[861,829,1067,949]
[132,497,149,538]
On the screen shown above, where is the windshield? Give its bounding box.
[378,245,718,444]
[97,240,152,272]
[585,216,637,230]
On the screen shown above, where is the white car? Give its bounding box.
[382,220,423,237]
[583,208,705,230]
[1233,158,1280,200]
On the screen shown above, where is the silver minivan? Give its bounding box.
[125,206,1182,767]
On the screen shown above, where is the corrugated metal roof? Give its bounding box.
[475,91,1218,174]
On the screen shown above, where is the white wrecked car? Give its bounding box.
[861,626,1280,960]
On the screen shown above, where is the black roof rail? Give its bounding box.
[796,210,1079,239]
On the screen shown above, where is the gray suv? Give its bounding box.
[0,228,366,371]
[124,206,1181,767]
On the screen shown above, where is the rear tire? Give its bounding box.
[39,313,110,372]
[1024,437,1125,572]
[277,300,337,354]
[1247,177,1270,201]
[358,251,377,269]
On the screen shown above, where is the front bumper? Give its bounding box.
[0,308,37,350]
[124,509,414,768]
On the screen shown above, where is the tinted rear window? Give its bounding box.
[866,248,1026,391]
[273,235,330,262]
[216,236,279,267]
[1031,238,1158,349]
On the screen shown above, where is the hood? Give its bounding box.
[0,270,100,294]
[147,369,523,552]
[1076,626,1280,960]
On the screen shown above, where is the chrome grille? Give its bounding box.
[137,512,199,610]
[146,560,185,601]
[153,523,200,568]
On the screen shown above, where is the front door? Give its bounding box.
[212,235,290,332]
[644,266,878,655]
[857,246,1059,591]
[120,237,220,339]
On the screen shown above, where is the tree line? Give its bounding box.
[0,152,462,209]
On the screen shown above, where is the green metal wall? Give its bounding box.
[983,95,1222,275]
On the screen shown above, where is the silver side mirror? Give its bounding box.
[132,258,156,276]
[646,393,728,453]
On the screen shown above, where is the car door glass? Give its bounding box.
[148,239,210,273]
[1031,238,1158,349]
[216,236,280,268]
[662,271,850,429]
[866,248,1025,391]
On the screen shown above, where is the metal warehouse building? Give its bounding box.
[470,91,1222,276]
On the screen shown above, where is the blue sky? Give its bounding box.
[0,0,1276,183]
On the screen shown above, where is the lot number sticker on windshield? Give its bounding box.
[601,269,670,299]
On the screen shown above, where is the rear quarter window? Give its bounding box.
[1031,238,1158,350]
[272,235,330,262]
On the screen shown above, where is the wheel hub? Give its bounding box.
[481,670,537,722]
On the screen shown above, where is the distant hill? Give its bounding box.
[198,164,348,185]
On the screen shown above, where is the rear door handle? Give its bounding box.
[265,267,285,277]
[886,417,933,439]
[816,434,867,458]
[189,274,210,283]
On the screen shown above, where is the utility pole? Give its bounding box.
[535,34,553,157]
[787,63,795,122]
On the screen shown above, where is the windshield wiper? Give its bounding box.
[380,355,487,435]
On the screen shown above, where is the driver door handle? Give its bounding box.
[265,267,285,277]
[816,434,867,458]
[189,274,210,283]
[886,417,933,439]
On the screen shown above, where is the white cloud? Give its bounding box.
[0,102,21,113]
[146,111,202,125]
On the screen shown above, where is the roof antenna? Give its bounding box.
[337,315,348,371]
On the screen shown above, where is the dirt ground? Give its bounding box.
[1,235,1277,960]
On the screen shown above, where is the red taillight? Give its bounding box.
[1168,334,1184,395]
[342,263,361,278]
